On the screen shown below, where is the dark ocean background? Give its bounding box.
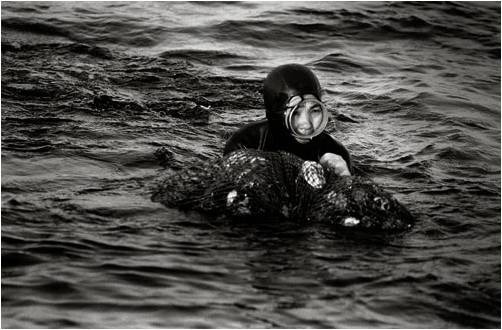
[1,1,500,328]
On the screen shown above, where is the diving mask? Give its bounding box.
[284,94,329,140]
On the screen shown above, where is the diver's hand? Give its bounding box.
[319,153,351,176]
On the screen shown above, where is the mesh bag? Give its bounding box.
[152,149,414,231]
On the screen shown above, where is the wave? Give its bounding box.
[2,17,78,40]
[3,2,499,59]
[2,41,113,59]
[158,49,248,65]
[2,16,167,48]
[308,53,381,74]
[435,146,487,162]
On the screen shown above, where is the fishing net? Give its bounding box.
[152,149,414,231]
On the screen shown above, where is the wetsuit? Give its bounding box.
[223,63,352,172]
[223,119,352,170]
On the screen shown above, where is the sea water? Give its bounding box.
[2,1,500,327]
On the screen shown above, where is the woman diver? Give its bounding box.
[224,63,352,177]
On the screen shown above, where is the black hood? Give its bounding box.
[263,64,322,124]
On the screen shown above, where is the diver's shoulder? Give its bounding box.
[315,132,351,157]
[237,119,268,132]
[223,119,269,155]
[317,132,343,144]
[230,119,268,138]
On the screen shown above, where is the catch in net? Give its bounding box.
[152,150,415,231]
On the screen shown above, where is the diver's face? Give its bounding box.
[290,97,324,144]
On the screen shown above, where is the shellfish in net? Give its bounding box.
[152,150,415,231]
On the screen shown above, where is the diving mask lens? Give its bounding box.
[284,95,329,139]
